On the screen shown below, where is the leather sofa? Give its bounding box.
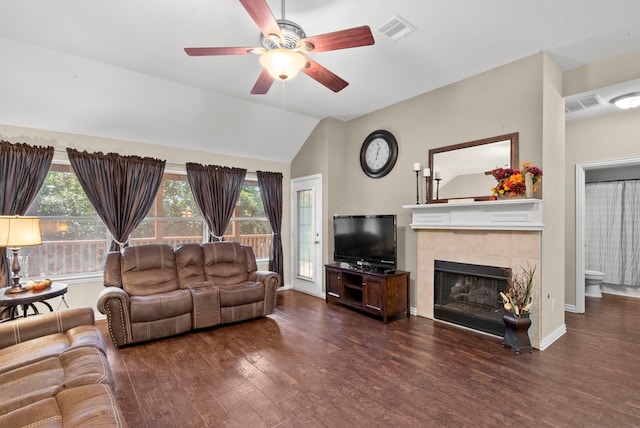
[97,241,280,347]
[0,307,127,427]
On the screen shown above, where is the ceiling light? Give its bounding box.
[259,48,307,81]
[610,92,640,109]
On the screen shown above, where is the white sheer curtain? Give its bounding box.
[585,180,640,286]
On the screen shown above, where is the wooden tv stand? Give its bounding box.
[325,263,410,323]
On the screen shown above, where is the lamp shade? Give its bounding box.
[259,48,307,81]
[0,216,42,247]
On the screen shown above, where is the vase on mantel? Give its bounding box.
[496,193,525,200]
[524,171,534,198]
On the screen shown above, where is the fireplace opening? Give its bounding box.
[434,260,509,337]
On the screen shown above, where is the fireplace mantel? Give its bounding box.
[403,199,543,231]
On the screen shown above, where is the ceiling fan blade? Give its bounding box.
[184,47,258,56]
[301,58,348,92]
[297,26,374,53]
[250,69,275,94]
[239,0,283,43]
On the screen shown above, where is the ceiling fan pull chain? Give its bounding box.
[281,0,285,20]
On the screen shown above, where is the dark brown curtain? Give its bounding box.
[257,171,283,285]
[0,140,54,287]
[67,149,165,251]
[186,163,246,242]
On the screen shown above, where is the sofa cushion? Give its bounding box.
[219,282,265,307]
[202,242,249,285]
[130,289,192,323]
[175,243,206,287]
[121,244,179,296]
[0,325,105,375]
[0,383,127,427]
[0,347,114,415]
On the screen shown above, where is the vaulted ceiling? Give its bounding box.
[2,1,640,162]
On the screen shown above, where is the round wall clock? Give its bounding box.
[360,129,398,178]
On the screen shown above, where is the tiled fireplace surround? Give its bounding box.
[405,200,543,348]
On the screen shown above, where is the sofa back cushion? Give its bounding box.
[202,241,249,285]
[121,244,178,296]
[103,251,122,287]
[243,245,258,273]
[175,243,206,288]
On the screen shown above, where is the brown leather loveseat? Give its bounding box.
[97,241,280,347]
[0,307,127,427]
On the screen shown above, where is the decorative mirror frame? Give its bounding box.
[428,132,519,203]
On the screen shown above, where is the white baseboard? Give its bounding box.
[564,304,578,313]
[539,323,567,351]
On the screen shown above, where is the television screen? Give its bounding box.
[333,214,397,269]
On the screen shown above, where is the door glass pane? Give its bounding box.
[297,189,314,279]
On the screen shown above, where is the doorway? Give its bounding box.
[575,157,640,313]
[291,174,323,297]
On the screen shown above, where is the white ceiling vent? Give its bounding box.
[377,15,416,41]
[565,94,602,113]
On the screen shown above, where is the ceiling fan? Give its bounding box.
[184,0,375,94]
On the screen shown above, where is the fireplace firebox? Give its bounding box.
[434,260,509,337]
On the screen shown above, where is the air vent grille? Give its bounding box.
[377,15,416,41]
[565,94,602,113]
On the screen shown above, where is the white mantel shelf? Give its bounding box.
[403,199,544,231]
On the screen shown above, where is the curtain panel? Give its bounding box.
[257,171,283,286]
[186,163,246,241]
[67,149,166,251]
[0,140,54,287]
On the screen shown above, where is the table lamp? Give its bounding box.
[0,216,42,294]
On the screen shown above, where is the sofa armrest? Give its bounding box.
[249,270,280,315]
[0,307,95,350]
[97,287,133,347]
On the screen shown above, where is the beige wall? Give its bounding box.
[564,108,640,306]
[0,123,291,318]
[563,49,640,308]
[291,52,569,346]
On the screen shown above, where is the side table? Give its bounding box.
[0,282,69,322]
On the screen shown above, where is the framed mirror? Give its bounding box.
[428,132,518,202]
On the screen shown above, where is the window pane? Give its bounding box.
[223,182,272,260]
[130,173,204,247]
[25,164,107,277]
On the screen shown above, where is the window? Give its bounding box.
[130,172,205,247]
[22,166,271,279]
[224,180,271,261]
[24,164,107,278]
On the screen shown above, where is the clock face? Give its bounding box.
[359,130,398,178]
[365,138,391,171]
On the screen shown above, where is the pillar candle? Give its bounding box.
[434,171,442,179]
[413,162,421,171]
[423,168,431,177]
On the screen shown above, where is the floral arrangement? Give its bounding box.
[491,162,542,196]
[500,264,536,317]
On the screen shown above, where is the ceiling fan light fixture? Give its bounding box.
[610,92,640,109]
[259,48,306,81]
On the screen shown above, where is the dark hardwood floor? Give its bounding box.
[100,290,640,427]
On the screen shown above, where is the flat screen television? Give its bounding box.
[333,214,397,270]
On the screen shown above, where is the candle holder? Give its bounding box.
[415,170,420,204]
[424,177,430,204]
[434,178,442,200]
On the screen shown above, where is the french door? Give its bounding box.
[291,174,323,297]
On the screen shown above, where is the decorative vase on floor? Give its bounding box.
[524,171,534,198]
[502,312,532,354]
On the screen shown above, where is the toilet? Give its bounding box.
[585,270,605,298]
